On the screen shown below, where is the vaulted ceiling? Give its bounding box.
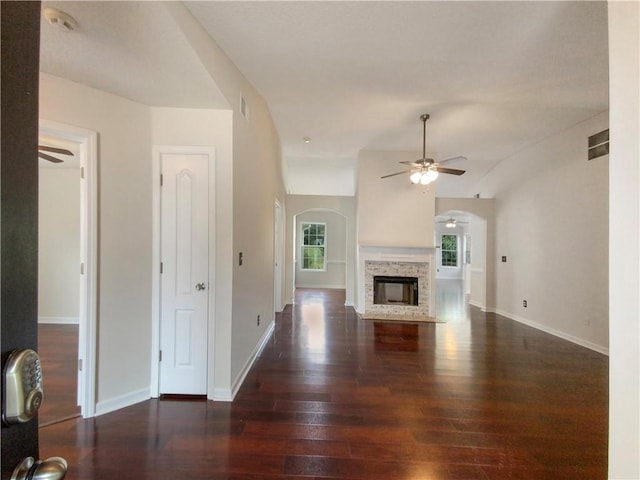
[40,1,609,197]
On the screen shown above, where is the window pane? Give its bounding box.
[302,246,325,269]
[442,235,456,250]
[301,223,326,269]
[441,234,458,267]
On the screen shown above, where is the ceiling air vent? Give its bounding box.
[588,129,609,160]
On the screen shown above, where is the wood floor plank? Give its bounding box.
[37,323,81,426]
[40,287,608,479]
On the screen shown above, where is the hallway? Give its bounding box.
[40,288,608,479]
[436,279,470,323]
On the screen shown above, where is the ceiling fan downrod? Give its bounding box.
[420,114,430,162]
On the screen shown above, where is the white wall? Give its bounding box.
[40,1,289,408]
[608,2,640,477]
[287,157,356,196]
[476,111,609,354]
[286,195,356,306]
[40,73,153,407]
[295,210,347,289]
[163,3,287,395]
[38,168,80,323]
[467,216,487,307]
[357,150,435,247]
[151,107,234,400]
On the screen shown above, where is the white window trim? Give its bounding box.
[300,222,327,272]
[441,233,458,268]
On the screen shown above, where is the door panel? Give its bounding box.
[160,153,208,395]
[1,2,42,477]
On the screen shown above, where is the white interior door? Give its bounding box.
[160,152,209,394]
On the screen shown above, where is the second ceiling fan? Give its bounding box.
[38,145,74,164]
[382,114,466,184]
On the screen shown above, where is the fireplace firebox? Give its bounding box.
[373,276,419,306]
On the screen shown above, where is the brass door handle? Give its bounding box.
[11,456,67,480]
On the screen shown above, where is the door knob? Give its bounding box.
[11,456,67,480]
[195,282,206,291]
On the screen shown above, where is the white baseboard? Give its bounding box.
[211,387,233,402]
[38,316,79,325]
[295,284,346,289]
[95,387,150,416]
[218,320,275,402]
[493,309,609,355]
[468,299,486,311]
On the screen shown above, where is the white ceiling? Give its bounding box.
[40,1,609,197]
[40,1,229,109]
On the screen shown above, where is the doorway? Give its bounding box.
[274,200,284,313]
[38,120,98,419]
[38,133,81,425]
[293,209,348,294]
[434,210,488,321]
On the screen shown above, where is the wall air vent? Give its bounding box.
[240,95,249,120]
[588,129,609,160]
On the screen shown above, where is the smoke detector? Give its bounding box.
[43,8,79,33]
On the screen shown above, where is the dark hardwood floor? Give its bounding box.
[40,288,608,479]
[37,323,81,426]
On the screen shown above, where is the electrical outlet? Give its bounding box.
[523,300,527,308]
[502,256,507,262]
[584,317,591,326]
[239,252,243,266]
[257,314,260,326]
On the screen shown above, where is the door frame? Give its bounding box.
[39,119,98,418]
[151,145,216,398]
[273,200,284,313]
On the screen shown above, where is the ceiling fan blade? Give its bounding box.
[381,170,413,179]
[435,166,465,176]
[437,155,467,165]
[38,145,73,156]
[38,152,64,163]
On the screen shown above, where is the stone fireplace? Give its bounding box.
[358,245,436,320]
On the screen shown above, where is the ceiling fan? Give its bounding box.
[381,114,466,184]
[437,217,469,228]
[38,145,74,164]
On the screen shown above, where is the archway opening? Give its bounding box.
[434,210,488,321]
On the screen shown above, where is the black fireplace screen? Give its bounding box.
[373,276,419,306]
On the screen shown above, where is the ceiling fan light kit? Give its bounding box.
[410,167,439,185]
[381,113,466,184]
